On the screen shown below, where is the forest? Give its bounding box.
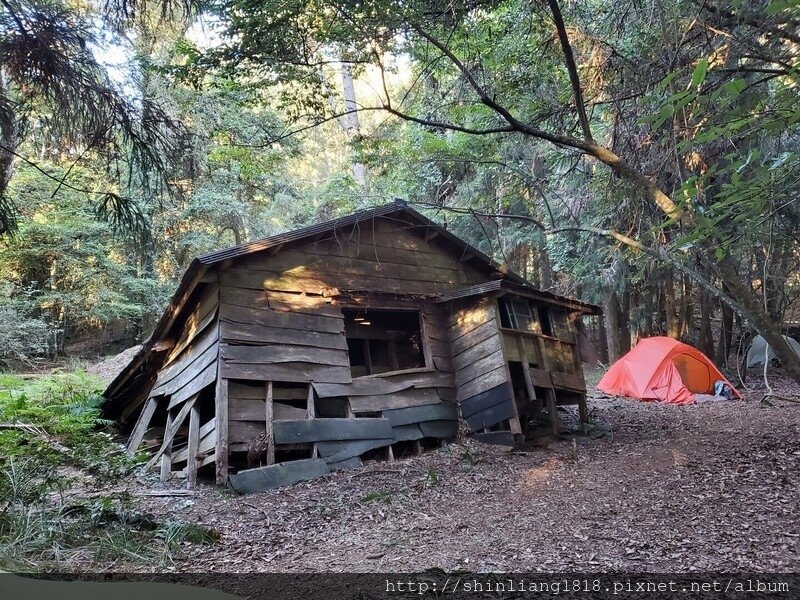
[0,0,799,580]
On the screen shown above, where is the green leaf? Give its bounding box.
[766,0,800,16]
[691,58,709,88]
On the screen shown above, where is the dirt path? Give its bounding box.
[140,390,799,573]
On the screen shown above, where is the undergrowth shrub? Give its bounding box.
[0,371,217,571]
[0,295,60,368]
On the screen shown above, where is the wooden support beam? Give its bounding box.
[152,338,176,352]
[215,374,229,485]
[148,395,197,471]
[515,335,541,415]
[172,418,216,462]
[265,381,275,466]
[307,384,318,459]
[186,403,200,489]
[126,397,158,454]
[578,394,589,425]
[413,440,422,456]
[161,410,174,482]
[546,388,560,436]
[419,312,435,370]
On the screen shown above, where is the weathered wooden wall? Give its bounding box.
[117,212,595,491]
[126,283,220,483]
[219,290,351,384]
[219,218,487,296]
[210,217,469,487]
[447,296,519,434]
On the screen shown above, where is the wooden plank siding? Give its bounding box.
[148,285,220,405]
[226,218,486,295]
[447,297,520,434]
[217,288,351,384]
[211,217,466,470]
[448,297,509,402]
[128,285,221,485]
[214,222,462,466]
[110,207,600,488]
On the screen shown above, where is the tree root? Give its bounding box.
[761,394,800,404]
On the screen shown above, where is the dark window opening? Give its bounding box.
[272,382,309,410]
[274,446,314,463]
[392,440,421,459]
[315,396,349,418]
[361,446,394,462]
[537,308,571,342]
[420,437,441,451]
[539,307,554,336]
[499,297,538,333]
[343,309,425,377]
[356,411,382,418]
[549,310,573,342]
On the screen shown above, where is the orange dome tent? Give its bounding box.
[598,337,740,404]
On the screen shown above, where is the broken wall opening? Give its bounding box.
[343,308,425,376]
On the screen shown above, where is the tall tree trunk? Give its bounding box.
[715,258,800,384]
[699,290,715,358]
[0,69,19,233]
[663,269,679,338]
[596,312,610,364]
[620,288,631,353]
[340,63,367,185]
[715,294,734,368]
[641,285,653,336]
[538,243,553,291]
[677,275,692,338]
[603,289,629,361]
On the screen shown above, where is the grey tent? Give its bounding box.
[746,334,800,367]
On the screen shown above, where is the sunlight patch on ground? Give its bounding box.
[517,457,561,489]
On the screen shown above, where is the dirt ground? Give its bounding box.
[132,372,800,573]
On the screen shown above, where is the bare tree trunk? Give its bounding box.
[597,312,609,364]
[620,289,631,353]
[603,289,630,361]
[641,285,653,336]
[340,63,367,185]
[677,275,692,338]
[716,294,734,368]
[0,69,19,233]
[663,269,679,338]
[699,290,715,357]
[716,258,800,384]
[538,244,553,291]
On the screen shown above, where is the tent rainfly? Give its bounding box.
[746,334,800,368]
[598,336,741,404]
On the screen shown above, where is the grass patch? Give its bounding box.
[0,370,216,571]
[361,491,393,503]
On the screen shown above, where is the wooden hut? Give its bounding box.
[103,200,599,490]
